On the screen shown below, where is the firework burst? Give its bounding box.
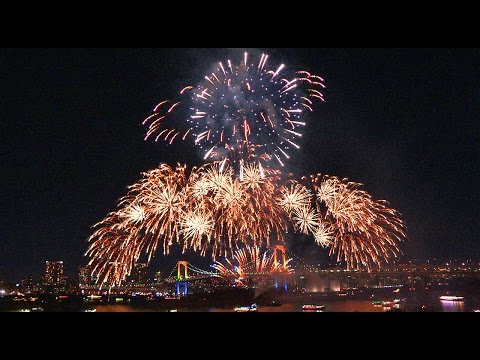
[305,174,406,270]
[276,183,312,214]
[179,209,214,251]
[87,161,405,285]
[212,246,294,286]
[291,205,319,235]
[86,161,290,286]
[314,222,334,248]
[86,51,406,286]
[143,52,325,167]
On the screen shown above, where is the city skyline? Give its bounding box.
[2,255,478,286]
[2,251,479,312]
[3,256,479,286]
[2,48,479,282]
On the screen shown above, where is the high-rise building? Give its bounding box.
[44,261,64,286]
[21,276,41,292]
[21,276,34,289]
[128,263,148,285]
[154,271,163,284]
[78,265,93,286]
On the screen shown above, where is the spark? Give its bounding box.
[180,86,193,94]
[272,64,285,79]
[219,62,226,75]
[153,100,169,112]
[284,138,301,149]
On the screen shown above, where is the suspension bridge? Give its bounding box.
[163,245,295,296]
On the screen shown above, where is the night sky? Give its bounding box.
[1,48,479,282]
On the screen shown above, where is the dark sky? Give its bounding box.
[1,48,479,282]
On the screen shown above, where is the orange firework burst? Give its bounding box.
[86,161,290,286]
[302,174,406,270]
[212,246,294,286]
[87,161,406,286]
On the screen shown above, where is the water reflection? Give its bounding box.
[440,300,465,312]
[91,295,474,312]
[95,300,385,313]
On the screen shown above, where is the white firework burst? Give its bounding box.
[277,184,312,213]
[216,178,246,208]
[191,177,210,198]
[204,165,232,193]
[179,210,214,249]
[241,162,264,190]
[120,203,145,224]
[317,177,339,205]
[292,205,319,234]
[148,184,184,217]
[314,222,334,248]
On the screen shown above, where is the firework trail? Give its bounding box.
[143,52,325,168]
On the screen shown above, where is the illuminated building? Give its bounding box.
[79,265,93,286]
[127,263,148,285]
[21,276,34,289]
[44,261,64,286]
[21,276,42,292]
[154,271,163,284]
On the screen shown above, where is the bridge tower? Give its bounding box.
[273,245,288,270]
[176,261,189,296]
[273,245,288,291]
[177,261,189,280]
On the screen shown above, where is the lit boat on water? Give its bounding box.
[381,299,401,307]
[234,304,258,312]
[302,304,326,311]
[439,296,464,301]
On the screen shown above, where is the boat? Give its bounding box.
[84,308,97,312]
[234,303,258,312]
[386,307,404,312]
[372,300,382,306]
[302,304,326,311]
[439,295,464,301]
[381,300,401,307]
